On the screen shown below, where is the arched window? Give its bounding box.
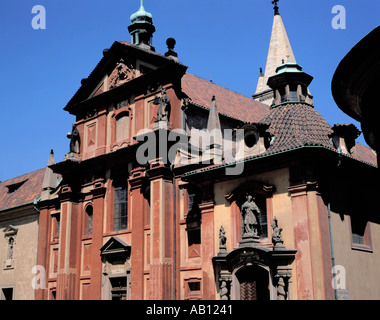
[85,205,93,236]
[116,113,130,142]
[51,213,60,241]
[186,190,201,258]
[8,237,14,260]
[225,182,274,248]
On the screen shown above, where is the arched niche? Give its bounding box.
[225,181,275,248]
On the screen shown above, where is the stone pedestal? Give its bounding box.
[238,233,260,248]
[152,120,171,130]
[64,152,80,162]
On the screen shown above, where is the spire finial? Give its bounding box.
[272,0,280,15]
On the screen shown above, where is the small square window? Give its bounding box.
[1,288,13,300]
[185,280,201,300]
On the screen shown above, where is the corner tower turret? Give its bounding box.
[253,0,297,106]
[267,57,314,107]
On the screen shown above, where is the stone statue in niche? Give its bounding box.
[8,237,14,260]
[109,58,135,89]
[153,87,171,122]
[271,217,285,249]
[219,226,227,253]
[67,124,80,154]
[240,193,261,237]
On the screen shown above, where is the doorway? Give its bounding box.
[236,265,269,300]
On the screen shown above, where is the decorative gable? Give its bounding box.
[108,58,136,90]
[101,237,131,277]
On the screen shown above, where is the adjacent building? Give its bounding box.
[332,25,380,167]
[0,168,45,300]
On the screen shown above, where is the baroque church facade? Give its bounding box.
[1,1,380,300]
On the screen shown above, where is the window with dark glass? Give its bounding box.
[52,213,60,241]
[289,84,298,101]
[279,87,287,102]
[186,191,201,258]
[350,215,371,250]
[114,184,128,231]
[85,205,93,236]
[0,288,13,300]
[110,277,127,300]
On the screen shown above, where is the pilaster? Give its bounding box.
[56,186,81,300]
[35,205,50,300]
[90,179,106,300]
[129,167,147,300]
[199,183,215,300]
[146,158,175,300]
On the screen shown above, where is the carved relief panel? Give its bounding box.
[108,58,136,89]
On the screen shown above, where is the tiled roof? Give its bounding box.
[181,73,270,123]
[258,103,334,153]
[354,143,377,167]
[259,104,377,166]
[182,102,378,178]
[0,168,45,212]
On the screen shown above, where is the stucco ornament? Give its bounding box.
[109,58,136,89]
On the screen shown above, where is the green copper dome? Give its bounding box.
[275,62,303,75]
[130,0,153,24]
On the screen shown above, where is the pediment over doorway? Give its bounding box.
[100,236,131,257]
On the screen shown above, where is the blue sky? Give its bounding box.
[0,0,379,182]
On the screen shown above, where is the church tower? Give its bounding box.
[253,0,297,106]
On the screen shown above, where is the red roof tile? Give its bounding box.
[182,102,377,177]
[0,169,45,212]
[181,73,270,123]
[354,143,377,167]
[258,103,334,153]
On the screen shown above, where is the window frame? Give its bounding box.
[349,215,373,252]
[113,183,128,232]
[83,203,94,238]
